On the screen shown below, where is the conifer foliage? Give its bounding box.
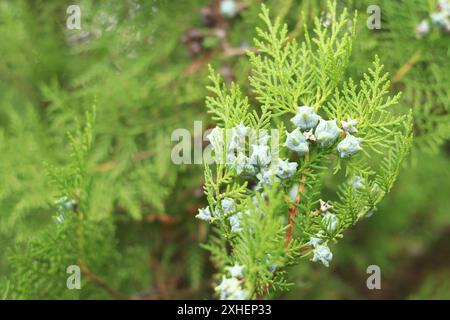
[0,0,448,300]
[199,2,412,299]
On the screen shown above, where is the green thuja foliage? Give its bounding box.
[6,108,119,299]
[0,0,210,299]
[0,0,448,300]
[269,0,449,300]
[199,2,413,299]
[347,0,450,155]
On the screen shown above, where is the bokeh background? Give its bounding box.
[0,0,449,299]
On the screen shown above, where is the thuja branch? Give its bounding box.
[50,107,130,300]
[197,2,413,300]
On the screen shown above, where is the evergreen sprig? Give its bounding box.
[5,107,120,299]
[199,2,413,300]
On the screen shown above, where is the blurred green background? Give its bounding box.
[0,0,449,299]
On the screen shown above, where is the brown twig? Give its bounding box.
[95,150,154,172]
[184,51,214,76]
[150,257,170,299]
[146,213,181,224]
[391,49,422,84]
[285,176,307,248]
[76,210,129,300]
[258,168,308,299]
[223,46,257,57]
[78,258,129,300]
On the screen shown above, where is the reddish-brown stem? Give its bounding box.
[95,150,154,172]
[78,258,129,300]
[183,51,214,76]
[285,177,306,248]
[77,210,129,300]
[146,213,181,224]
[392,49,422,84]
[257,175,307,300]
